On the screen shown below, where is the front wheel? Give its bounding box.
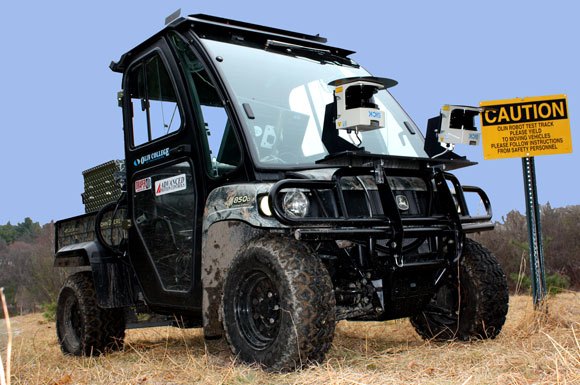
[56,272,126,356]
[411,238,509,341]
[221,236,336,371]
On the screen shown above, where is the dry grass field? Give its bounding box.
[1,293,579,385]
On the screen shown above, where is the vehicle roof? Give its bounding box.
[110,14,356,73]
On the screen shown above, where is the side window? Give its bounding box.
[127,54,182,147]
[169,34,241,177]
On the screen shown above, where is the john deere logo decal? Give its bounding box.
[395,195,409,211]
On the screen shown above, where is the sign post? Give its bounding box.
[521,156,546,304]
[480,94,571,307]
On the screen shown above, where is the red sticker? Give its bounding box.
[135,177,152,193]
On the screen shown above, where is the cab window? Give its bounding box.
[169,33,241,177]
[127,54,182,147]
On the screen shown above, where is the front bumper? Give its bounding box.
[269,170,493,242]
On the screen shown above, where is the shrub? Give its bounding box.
[509,272,570,295]
[42,301,57,322]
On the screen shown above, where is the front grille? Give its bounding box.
[387,176,429,217]
[270,173,437,226]
[336,175,429,218]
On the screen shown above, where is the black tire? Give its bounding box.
[221,236,336,371]
[411,238,509,341]
[56,272,126,356]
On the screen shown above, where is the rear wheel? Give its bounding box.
[221,236,336,371]
[56,272,125,356]
[411,238,509,341]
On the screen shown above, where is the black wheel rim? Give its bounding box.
[422,283,460,329]
[234,269,281,350]
[423,276,468,335]
[62,292,83,350]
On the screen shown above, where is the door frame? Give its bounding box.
[121,38,206,313]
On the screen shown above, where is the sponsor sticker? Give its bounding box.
[135,177,152,193]
[133,147,170,167]
[155,174,187,196]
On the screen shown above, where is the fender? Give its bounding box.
[202,183,281,230]
[55,241,134,308]
[54,242,93,267]
[199,176,344,337]
[201,220,267,338]
[201,183,284,338]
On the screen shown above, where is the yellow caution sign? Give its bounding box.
[480,94,572,159]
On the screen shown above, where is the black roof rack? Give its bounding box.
[111,14,354,73]
[189,14,328,44]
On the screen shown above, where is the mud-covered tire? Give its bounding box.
[411,238,509,341]
[56,272,126,356]
[221,236,336,371]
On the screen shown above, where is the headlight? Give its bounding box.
[282,189,310,218]
[258,195,272,217]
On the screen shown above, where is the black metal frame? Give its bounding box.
[268,169,492,241]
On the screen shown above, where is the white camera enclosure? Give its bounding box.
[438,105,483,147]
[329,77,397,132]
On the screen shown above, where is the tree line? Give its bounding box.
[473,203,579,292]
[0,205,578,314]
[0,219,66,314]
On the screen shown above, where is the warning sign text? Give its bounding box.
[480,95,572,159]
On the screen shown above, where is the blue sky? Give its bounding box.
[0,1,578,225]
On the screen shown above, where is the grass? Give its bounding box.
[2,293,579,385]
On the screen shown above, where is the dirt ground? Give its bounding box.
[2,293,579,385]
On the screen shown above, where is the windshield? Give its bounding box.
[201,38,428,167]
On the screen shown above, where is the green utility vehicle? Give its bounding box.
[54,14,508,371]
